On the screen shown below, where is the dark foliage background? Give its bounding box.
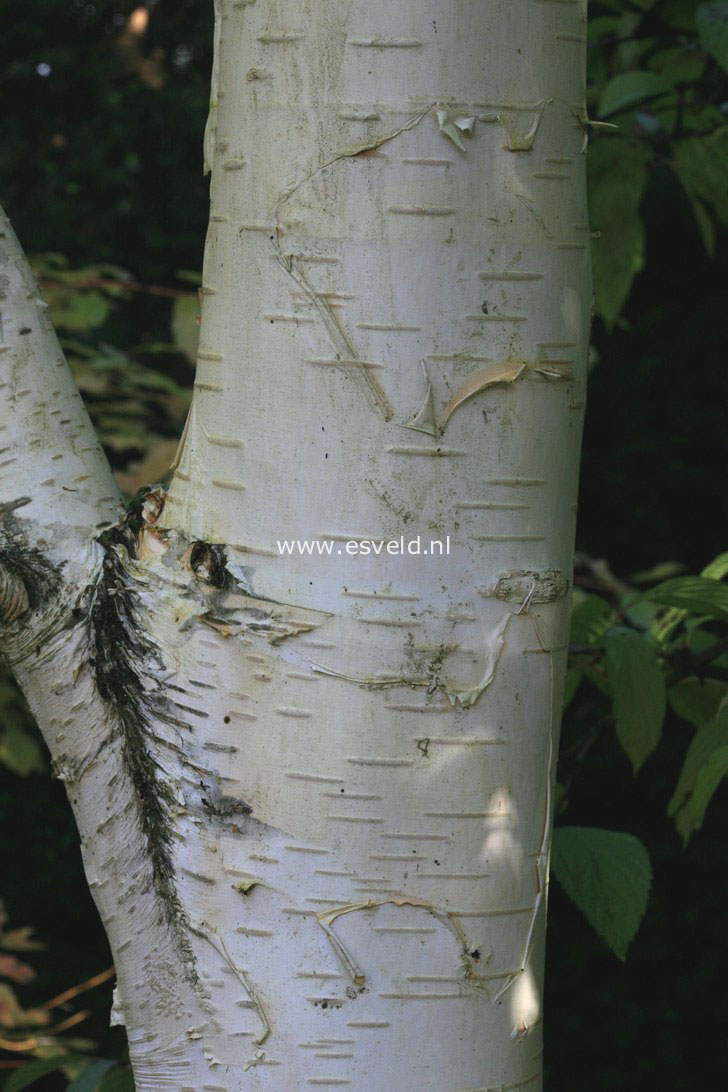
[0,1,726,1088]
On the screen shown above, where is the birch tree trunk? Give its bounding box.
[0,1,590,1088]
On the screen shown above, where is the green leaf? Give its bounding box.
[551,826,651,960]
[649,556,728,643]
[650,42,705,85]
[174,269,202,285]
[620,594,659,632]
[570,594,613,646]
[701,550,728,581]
[0,724,45,777]
[668,707,728,817]
[46,288,111,333]
[598,0,659,10]
[597,71,671,118]
[687,193,716,255]
[588,16,620,46]
[98,1069,135,1092]
[673,130,728,225]
[644,575,728,620]
[630,561,685,585]
[170,294,200,363]
[688,627,728,664]
[672,151,718,253]
[5,1056,87,1092]
[67,1061,116,1091]
[697,2,728,70]
[605,628,666,773]
[568,595,615,699]
[675,744,728,842]
[669,677,727,727]
[588,138,651,328]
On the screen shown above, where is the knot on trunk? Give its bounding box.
[0,564,30,623]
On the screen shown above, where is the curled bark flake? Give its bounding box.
[443,362,527,423]
[437,105,476,152]
[500,102,547,151]
[442,360,573,425]
[402,360,438,437]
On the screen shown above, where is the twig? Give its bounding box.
[38,274,195,300]
[41,964,114,1010]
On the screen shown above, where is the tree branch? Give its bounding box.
[0,204,121,541]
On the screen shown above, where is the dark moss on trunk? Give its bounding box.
[189,540,229,588]
[89,506,197,976]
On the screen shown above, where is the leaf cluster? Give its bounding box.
[0,900,128,1091]
[553,549,728,960]
[588,0,728,327]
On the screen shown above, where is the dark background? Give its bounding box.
[0,1,726,1088]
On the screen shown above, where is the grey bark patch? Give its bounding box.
[481,570,569,604]
[202,791,253,818]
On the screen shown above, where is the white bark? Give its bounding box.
[1,1,590,1089]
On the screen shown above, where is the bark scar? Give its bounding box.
[317,897,488,991]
